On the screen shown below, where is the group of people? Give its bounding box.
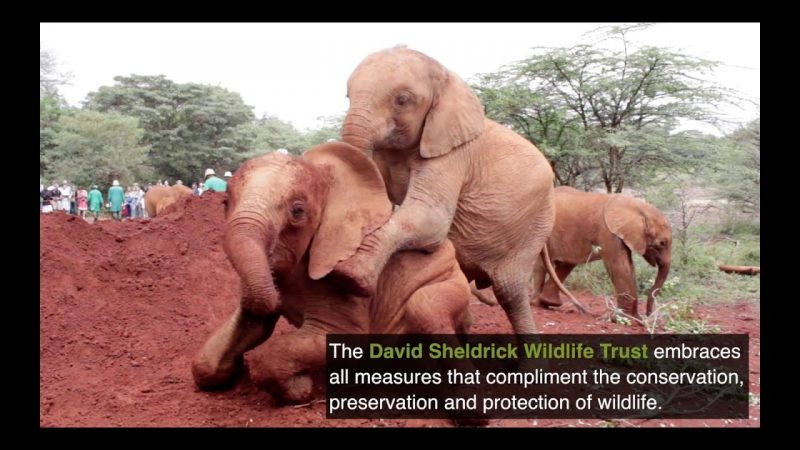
[40,169,232,222]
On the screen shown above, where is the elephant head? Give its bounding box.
[224,142,392,317]
[604,195,672,315]
[341,46,485,158]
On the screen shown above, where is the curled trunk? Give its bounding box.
[647,257,670,316]
[224,217,280,317]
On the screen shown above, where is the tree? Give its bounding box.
[85,75,255,183]
[474,24,735,192]
[43,110,151,188]
[300,115,343,148]
[244,114,308,156]
[40,95,71,177]
[712,118,760,214]
[40,46,71,99]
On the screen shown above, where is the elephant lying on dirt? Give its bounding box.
[533,187,672,317]
[192,142,471,403]
[144,184,193,217]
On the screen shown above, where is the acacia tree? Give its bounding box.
[713,118,760,214]
[475,24,734,192]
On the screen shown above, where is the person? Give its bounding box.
[191,182,198,193]
[195,182,204,196]
[41,185,56,214]
[40,182,44,212]
[124,186,134,219]
[88,185,103,223]
[223,171,233,181]
[60,180,72,214]
[49,182,62,212]
[108,180,125,221]
[134,184,146,218]
[202,168,227,193]
[130,183,143,219]
[77,187,88,219]
[276,148,289,155]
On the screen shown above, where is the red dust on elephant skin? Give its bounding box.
[39,193,759,427]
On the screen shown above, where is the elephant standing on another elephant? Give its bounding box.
[332,46,579,335]
[532,186,672,318]
[144,184,193,217]
[192,142,472,403]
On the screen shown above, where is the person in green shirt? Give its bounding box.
[88,185,103,223]
[108,180,125,221]
[202,168,227,193]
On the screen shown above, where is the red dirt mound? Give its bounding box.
[39,194,759,427]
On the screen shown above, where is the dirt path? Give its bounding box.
[39,195,759,427]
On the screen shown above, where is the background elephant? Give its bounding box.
[333,46,569,335]
[192,142,472,403]
[144,184,193,217]
[532,186,672,317]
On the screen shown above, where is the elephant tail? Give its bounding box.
[542,246,590,315]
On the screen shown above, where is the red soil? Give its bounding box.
[39,194,760,427]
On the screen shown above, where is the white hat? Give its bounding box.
[326,138,337,143]
[224,171,233,177]
[205,168,216,177]
[276,148,289,155]
[112,180,120,186]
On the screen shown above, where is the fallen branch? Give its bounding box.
[718,265,760,275]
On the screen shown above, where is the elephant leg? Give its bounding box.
[332,164,462,297]
[530,257,547,304]
[536,263,576,308]
[247,329,326,404]
[192,306,277,390]
[403,279,472,334]
[470,281,498,306]
[602,244,640,318]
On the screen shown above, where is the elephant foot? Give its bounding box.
[330,253,380,298]
[192,354,244,390]
[535,294,563,308]
[251,370,315,404]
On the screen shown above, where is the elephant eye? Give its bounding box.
[395,93,410,106]
[290,201,306,220]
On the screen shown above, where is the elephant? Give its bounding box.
[531,186,672,318]
[144,184,193,217]
[332,46,579,335]
[191,142,472,404]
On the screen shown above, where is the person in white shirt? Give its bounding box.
[60,180,72,214]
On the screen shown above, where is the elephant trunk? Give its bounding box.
[341,105,375,152]
[224,214,280,317]
[647,254,671,316]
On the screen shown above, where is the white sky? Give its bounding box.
[40,23,759,135]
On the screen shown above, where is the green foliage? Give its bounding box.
[43,110,151,189]
[40,95,72,176]
[473,24,735,193]
[709,118,760,214]
[661,298,720,334]
[85,75,255,183]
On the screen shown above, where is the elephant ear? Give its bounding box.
[419,70,485,158]
[303,142,392,280]
[603,194,648,256]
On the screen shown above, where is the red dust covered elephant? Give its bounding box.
[191,142,471,403]
[144,184,193,217]
[533,187,672,317]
